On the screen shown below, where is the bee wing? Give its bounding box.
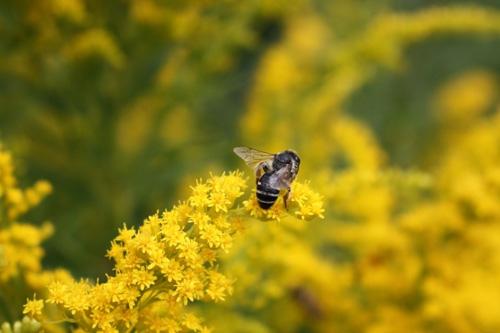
[233,146,275,172]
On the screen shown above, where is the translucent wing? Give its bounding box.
[233,146,275,172]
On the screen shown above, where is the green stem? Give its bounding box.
[43,317,77,324]
[137,292,160,311]
[0,291,13,322]
[73,311,93,332]
[0,197,8,227]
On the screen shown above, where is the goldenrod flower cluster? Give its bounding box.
[217,107,500,332]
[222,5,500,333]
[0,147,52,221]
[28,172,245,332]
[0,146,53,283]
[0,223,53,282]
[22,297,44,318]
[0,145,70,325]
[26,171,324,332]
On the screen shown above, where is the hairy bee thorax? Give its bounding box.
[272,150,300,179]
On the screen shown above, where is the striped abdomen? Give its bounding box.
[256,173,280,209]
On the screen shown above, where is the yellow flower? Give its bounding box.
[27,169,324,331]
[0,222,54,282]
[289,182,325,220]
[116,224,136,243]
[63,28,125,68]
[199,223,224,249]
[131,268,157,291]
[174,274,204,305]
[38,172,250,331]
[435,70,497,122]
[182,313,203,331]
[0,146,52,221]
[189,181,212,208]
[243,181,325,221]
[46,281,69,305]
[23,297,44,318]
[177,238,201,266]
[160,259,184,282]
[206,271,233,302]
[144,315,181,333]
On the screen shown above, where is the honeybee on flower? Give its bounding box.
[233,147,300,210]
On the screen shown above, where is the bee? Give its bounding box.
[233,146,300,209]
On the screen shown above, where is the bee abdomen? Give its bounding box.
[256,185,279,210]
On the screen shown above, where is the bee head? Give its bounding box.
[273,150,301,170]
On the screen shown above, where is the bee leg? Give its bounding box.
[255,166,264,184]
[255,169,262,184]
[284,188,291,210]
[255,163,271,184]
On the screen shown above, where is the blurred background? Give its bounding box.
[1,0,500,331]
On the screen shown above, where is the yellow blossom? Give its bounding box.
[31,172,251,331]
[0,146,52,221]
[160,259,184,282]
[189,181,212,208]
[63,28,125,68]
[23,297,44,318]
[131,268,157,291]
[183,313,203,331]
[174,274,204,305]
[206,271,233,302]
[243,181,325,221]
